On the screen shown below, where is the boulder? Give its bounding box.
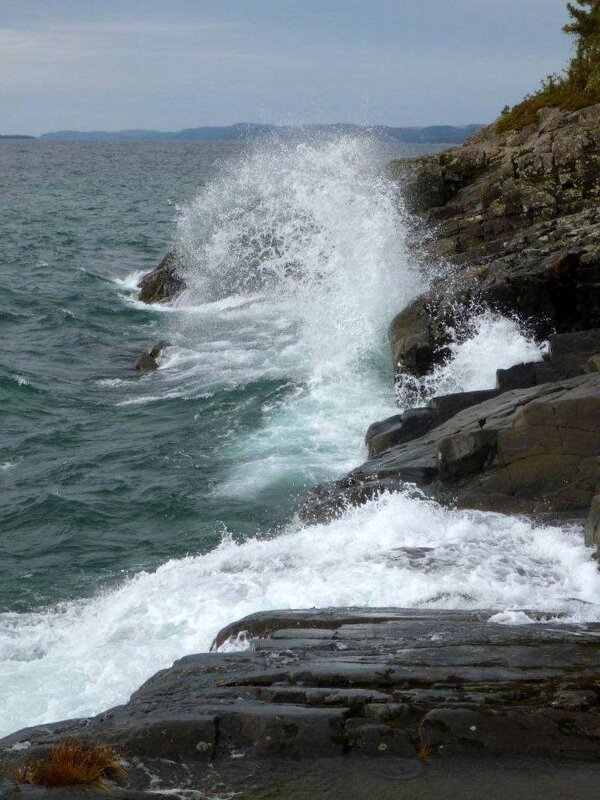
[133,342,169,371]
[137,251,186,304]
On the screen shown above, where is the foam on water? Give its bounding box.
[1,492,598,735]
[1,136,597,738]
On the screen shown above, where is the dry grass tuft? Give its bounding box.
[14,740,125,788]
[417,744,432,761]
[496,76,600,133]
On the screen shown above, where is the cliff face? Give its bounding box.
[388,104,600,376]
[302,104,600,532]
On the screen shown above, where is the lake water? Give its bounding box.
[1,136,598,736]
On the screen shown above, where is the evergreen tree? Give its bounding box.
[564,1,600,89]
[564,0,600,42]
[497,0,600,131]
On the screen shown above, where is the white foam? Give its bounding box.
[167,137,417,492]
[113,269,147,293]
[0,491,597,736]
[398,311,548,406]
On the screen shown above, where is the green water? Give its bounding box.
[1,138,439,613]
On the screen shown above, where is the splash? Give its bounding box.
[397,310,548,408]
[1,491,598,736]
[169,137,421,492]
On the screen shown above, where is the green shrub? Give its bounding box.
[497,1,600,132]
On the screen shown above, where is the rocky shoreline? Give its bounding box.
[4,105,600,798]
[302,103,600,539]
[2,608,600,798]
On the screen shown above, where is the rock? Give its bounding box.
[4,608,600,796]
[366,410,432,458]
[366,390,499,459]
[584,492,600,548]
[133,342,169,371]
[3,608,600,797]
[137,251,186,304]
[302,371,600,521]
[388,104,600,377]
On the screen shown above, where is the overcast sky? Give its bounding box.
[1,0,573,135]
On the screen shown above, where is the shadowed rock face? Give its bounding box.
[2,609,600,797]
[137,252,186,304]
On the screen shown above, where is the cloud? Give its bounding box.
[0,1,574,134]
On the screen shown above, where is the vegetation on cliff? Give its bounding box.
[497,0,600,132]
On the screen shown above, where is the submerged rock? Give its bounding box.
[137,251,186,304]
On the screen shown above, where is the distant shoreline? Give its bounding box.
[2,122,482,145]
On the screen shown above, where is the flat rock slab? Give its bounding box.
[2,608,600,798]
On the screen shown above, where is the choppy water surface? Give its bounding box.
[1,137,599,737]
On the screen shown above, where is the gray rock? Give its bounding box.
[584,492,600,548]
[302,372,600,520]
[3,607,600,799]
[133,342,169,371]
[137,251,186,304]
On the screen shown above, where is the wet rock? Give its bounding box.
[137,251,186,304]
[133,342,169,371]
[366,390,499,459]
[3,607,600,798]
[584,492,600,548]
[302,371,600,521]
[366,410,432,458]
[388,105,600,377]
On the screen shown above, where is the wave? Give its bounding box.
[1,490,598,736]
[1,134,597,739]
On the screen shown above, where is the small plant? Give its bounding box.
[417,744,432,761]
[11,740,125,789]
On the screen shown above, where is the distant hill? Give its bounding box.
[0,135,35,140]
[38,123,482,144]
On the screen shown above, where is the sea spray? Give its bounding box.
[397,310,549,407]
[1,136,598,739]
[1,491,599,736]
[170,136,422,492]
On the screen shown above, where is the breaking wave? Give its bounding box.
[1,136,598,738]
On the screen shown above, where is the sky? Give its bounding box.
[1,0,574,135]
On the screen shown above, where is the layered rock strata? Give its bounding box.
[2,609,600,798]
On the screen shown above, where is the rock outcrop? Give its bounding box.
[301,104,600,529]
[3,609,600,798]
[302,329,600,522]
[137,252,186,304]
[389,104,600,378]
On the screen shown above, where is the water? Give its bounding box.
[1,136,599,738]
